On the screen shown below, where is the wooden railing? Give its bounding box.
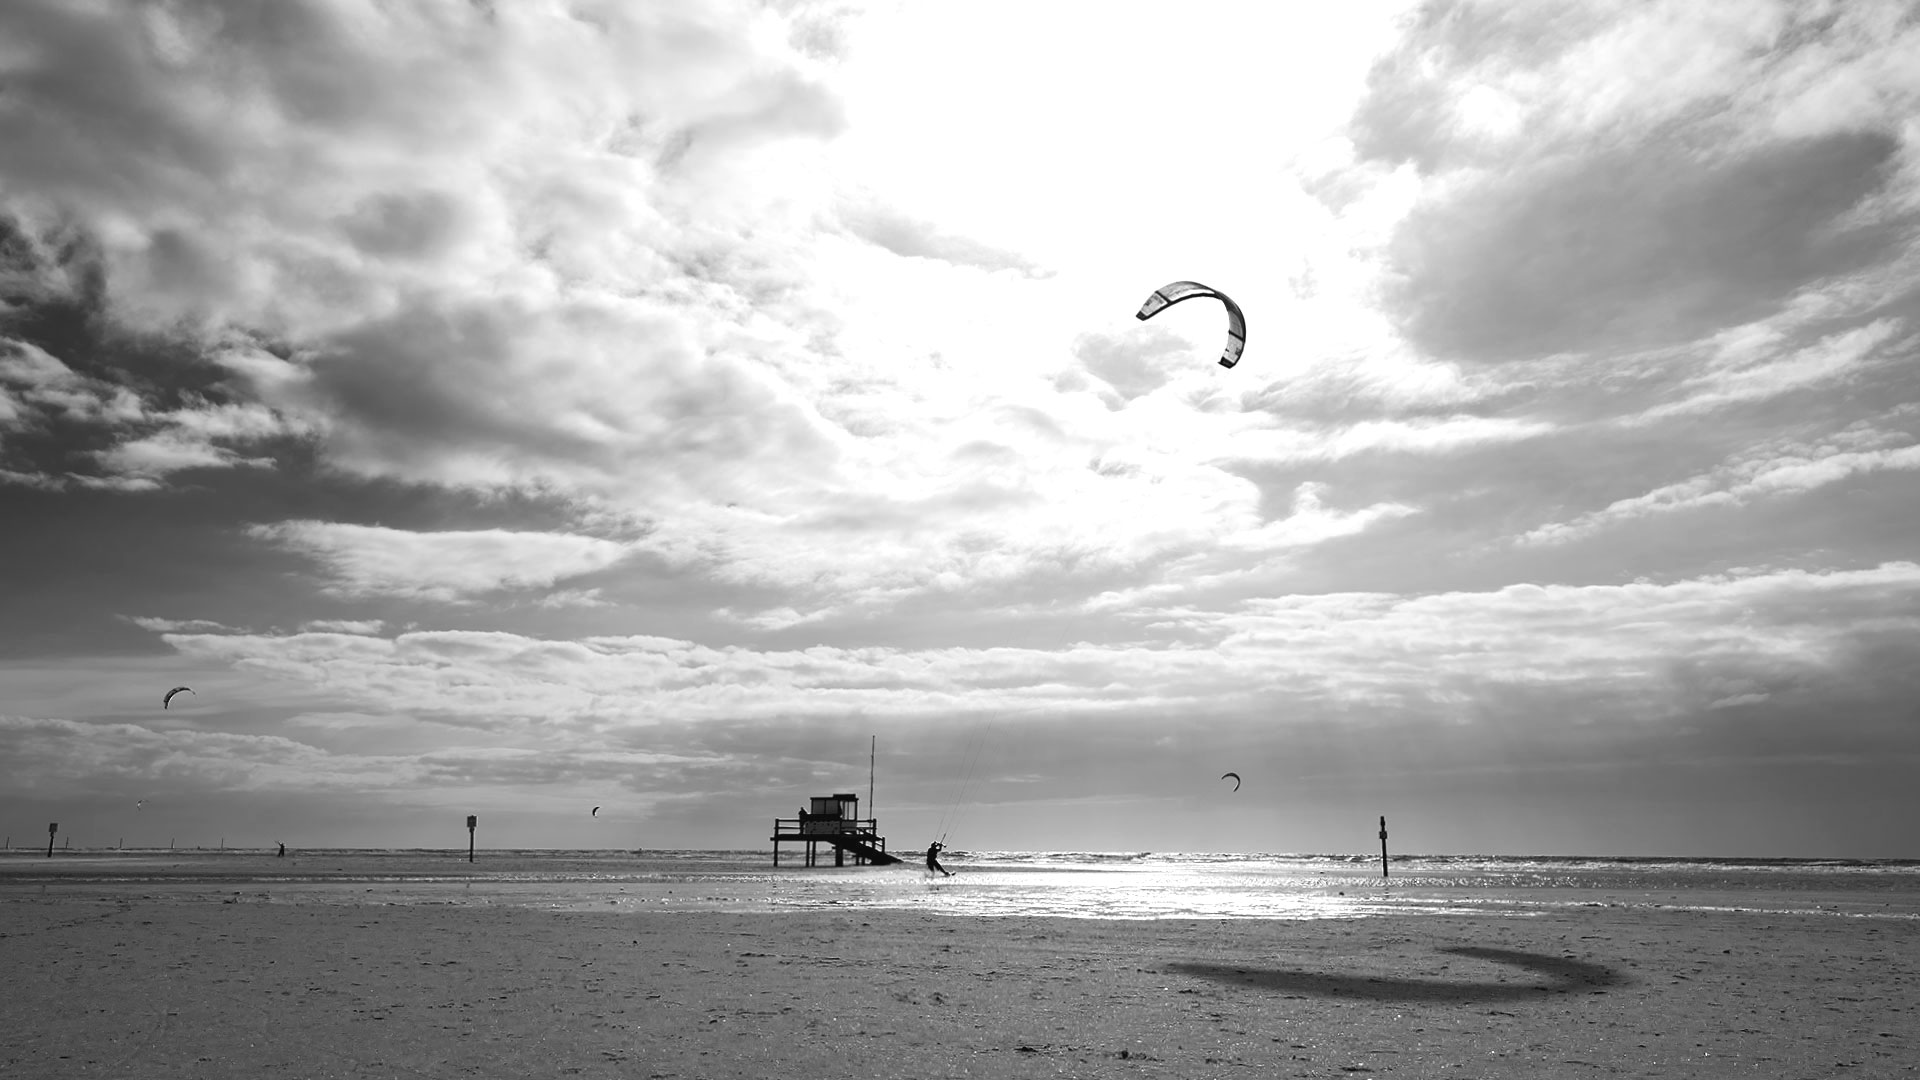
[772,816,882,842]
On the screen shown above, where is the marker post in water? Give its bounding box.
[47,823,57,859]
[466,815,477,863]
[1379,816,1389,878]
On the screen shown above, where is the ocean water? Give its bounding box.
[6,848,1917,921]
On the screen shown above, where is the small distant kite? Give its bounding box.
[136,800,146,810]
[1135,281,1246,369]
[1220,772,1241,792]
[591,806,601,817]
[163,686,194,709]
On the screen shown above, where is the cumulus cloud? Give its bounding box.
[1,0,853,505]
[0,0,848,328]
[0,0,1631,626]
[1347,0,1920,365]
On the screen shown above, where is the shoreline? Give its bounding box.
[6,849,1915,925]
[6,892,1916,1077]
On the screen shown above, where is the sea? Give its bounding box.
[5,848,1917,921]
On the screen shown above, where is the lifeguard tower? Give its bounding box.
[771,793,900,867]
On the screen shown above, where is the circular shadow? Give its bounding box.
[1166,945,1624,1003]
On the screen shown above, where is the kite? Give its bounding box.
[163,686,194,709]
[1220,772,1241,792]
[591,806,601,817]
[1135,281,1246,369]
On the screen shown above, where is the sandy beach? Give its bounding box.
[4,879,1914,1079]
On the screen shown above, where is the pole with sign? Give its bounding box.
[466,815,477,863]
[1378,816,1389,878]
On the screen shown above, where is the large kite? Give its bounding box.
[1135,281,1246,369]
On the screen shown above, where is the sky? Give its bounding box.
[3,0,1918,858]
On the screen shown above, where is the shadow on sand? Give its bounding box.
[1166,946,1624,1003]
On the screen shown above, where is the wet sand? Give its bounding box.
[4,884,1915,1078]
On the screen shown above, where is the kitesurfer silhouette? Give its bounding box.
[926,841,952,877]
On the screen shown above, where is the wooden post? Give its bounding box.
[1378,815,1389,878]
[466,815,477,863]
[47,823,57,858]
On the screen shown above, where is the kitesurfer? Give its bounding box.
[926,841,952,877]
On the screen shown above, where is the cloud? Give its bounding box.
[0,0,1544,629]
[1520,436,1920,545]
[125,616,243,635]
[2,335,310,488]
[1634,317,1905,420]
[1067,329,1184,404]
[1,0,853,505]
[248,520,632,602]
[1,336,145,435]
[1210,563,1920,754]
[0,0,848,330]
[1344,0,1920,365]
[93,425,275,479]
[1218,481,1417,552]
[530,588,611,610]
[0,714,374,794]
[299,619,386,635]
[0,713,696,797]
[142,562,1920,739]
[1227,413,1554,466]
[1388,132,1907,364]
[833,190,1049,276]
[279,294,844,501]
[11,554,1914,848]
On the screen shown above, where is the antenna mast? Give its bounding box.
[869,735,876,822]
